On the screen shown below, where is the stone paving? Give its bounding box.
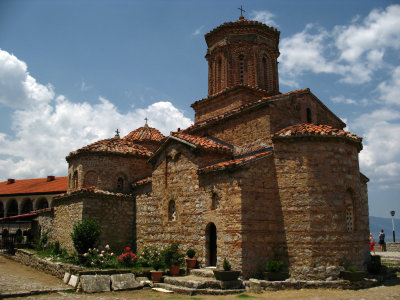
[0,255,70,297]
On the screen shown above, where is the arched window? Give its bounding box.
[262,56,268,89]
[239,55,244,84]
[0,201,4,218]
[37,198,49,210]
[73,171,79,190]
[7,199,18,217]
[306,108,312,123]
[21,199,33,214]
[168,200,176,221]
[117,177,124,191]
[211,192,220,210]
[84,171,97,187]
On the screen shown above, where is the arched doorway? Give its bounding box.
[36,198,49,210]
[7,200,18,217]
[206,222,217,266]
[21,199,33,214]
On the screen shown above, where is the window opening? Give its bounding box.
[168,200,176,221]
[117,177,124,191]
[262,56,268,89]
[306,108,312,123]
[239,55,244,84]
[211,192,219,210]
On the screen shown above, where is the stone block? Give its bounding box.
[68,275,79,288]
[80,275,111,293]
[111,273,140,291]
[63,272,71,284]
[136,276,153,287]
[248,278,262,293]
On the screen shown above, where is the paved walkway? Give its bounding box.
[0,255,70,297]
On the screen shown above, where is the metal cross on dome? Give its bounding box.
[115,129,120,135]
[238,5,246,18]
[144,117,148,125]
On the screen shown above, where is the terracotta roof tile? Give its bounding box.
[171,132,232,153]
[54,186,130,199]
[274,123,362,142]
[132,176,152,187]
[0,177,67,196]
[198,151,272,174]
[205,18,279,41]
[0,208,52,221]
[186,89,310,131]
[67,137,152,160]
[123,125,165,142]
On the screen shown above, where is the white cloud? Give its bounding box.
[279,5,400,87]
[0,49,193,181]
[331,96,357,105]
[250,10,278,27]
[0,49,54,108]
[352,109,400,188]
[377,66,400,106]
[192,25,204,36]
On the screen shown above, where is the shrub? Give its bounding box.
[347,265,358,272]
[223,258,231,271]
[118,247,137,267]
[71,218,101,255]
[163,242,184,266]
[265,260,283,272]
[186,249,196,259]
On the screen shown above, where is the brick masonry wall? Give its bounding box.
[135,143,244,269]
[83,195,134,252]
[67,154,151,193]
[273,138,369,279]
[51,197,83,253]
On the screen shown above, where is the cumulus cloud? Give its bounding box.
[279,4,400,87]
[377,66,400,106]
[331,96,357,105]
[251,10,278,27]
[0,49,193,181]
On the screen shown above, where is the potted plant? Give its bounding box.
[185,249,197,269]
[150,251,164,283]
[340,265,366,282]
[263,260,289,281]
[163,242,185,276]
[213,258,241,281]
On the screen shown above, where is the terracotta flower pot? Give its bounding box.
[169,265,180,276]
[185,258,197,269]
[150,270,163,283]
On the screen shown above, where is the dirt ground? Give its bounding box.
[1,255,400,300]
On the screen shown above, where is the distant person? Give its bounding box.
[379,229,385,251]
[370,233,375,254]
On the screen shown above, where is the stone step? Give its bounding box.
[164,276,222,289]
[381,257,400,264]
[189,268,216,278]
[153,283,245,296]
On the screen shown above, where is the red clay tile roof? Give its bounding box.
[0,208,52,221]
[186,89,310,131]
[123,125,165,142]
[54,186,130,199]
[67,137,152,160]
[132,176,152,187]
[191,85,271,108]
[274,123,362,142]
[171,132,232,153]
[0,177,67,196]
[205,18,279,42]
[198,151,272,174]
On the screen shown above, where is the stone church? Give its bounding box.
[1,16,370,279]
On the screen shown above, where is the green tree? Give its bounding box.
[71,218,101,255]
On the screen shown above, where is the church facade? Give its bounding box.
[2,16,370,279]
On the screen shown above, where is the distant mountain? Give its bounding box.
[369,216,400,242]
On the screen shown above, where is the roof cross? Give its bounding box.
[115,129,120,135]
[144,117,148,125]
[238,5,246,19]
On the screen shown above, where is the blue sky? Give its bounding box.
[0,0,399,218]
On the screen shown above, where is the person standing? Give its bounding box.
[379,229,386,251]
[370,233,375,254]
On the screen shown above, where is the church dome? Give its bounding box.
[123,124,165,143]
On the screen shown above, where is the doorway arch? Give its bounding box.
[206,222,217,266]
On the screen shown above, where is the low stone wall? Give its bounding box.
[386,242,400,252]
[5,249,84,279]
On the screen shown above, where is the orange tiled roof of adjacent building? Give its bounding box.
[123,125,165,142]
[198,151,272,174]
[67,137,153,159]
[274,123,362,142]
[171,132,232,153]
[187,89,310,131]
[54,186,130,199]
[0,176,67,196]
